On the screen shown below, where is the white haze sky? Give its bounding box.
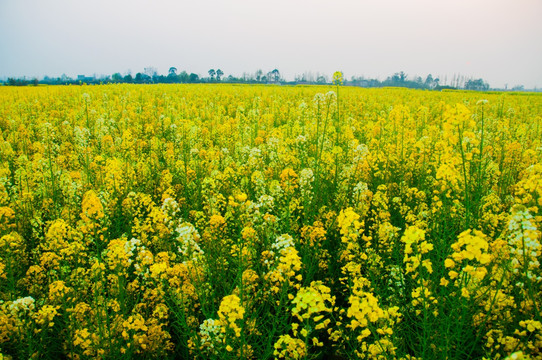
[1,0,541,88]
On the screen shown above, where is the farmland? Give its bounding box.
[0,84,541,359]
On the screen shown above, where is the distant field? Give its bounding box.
[1,84,541,359]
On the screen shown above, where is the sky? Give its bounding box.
[1,0,541,88]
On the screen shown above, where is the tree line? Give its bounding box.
[1,67,532,92]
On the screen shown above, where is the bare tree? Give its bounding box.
[255,69,263,82]
[144,67,158,77]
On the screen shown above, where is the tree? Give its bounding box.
[317,75,327,84]
[144,67,157,78]
[255,69,263,82]
[465,78,489,91]
[178,71,189,83]
[208,69,216,80]
[112,73,123,82]
[167,67,178,83]
[424,74,439,89]
[123,74,133,83]
[216,69,224,81]
[387,71,405,84]
[135,73,151,83]
[189,73,199,83]
[425,74,434,88]
[60,74,71,83]
[271,69,280,83]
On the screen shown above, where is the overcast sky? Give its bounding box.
[1,0,541,88]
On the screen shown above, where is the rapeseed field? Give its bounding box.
[0,84,541,359]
